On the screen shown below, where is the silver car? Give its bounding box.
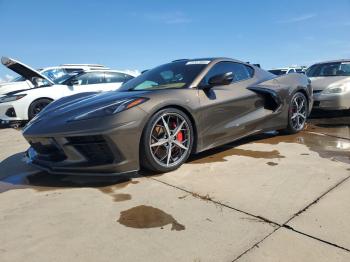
[306,59,350,110]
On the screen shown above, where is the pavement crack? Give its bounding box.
[231,227,280,262]
[149,176,281,228]
[282,225,350,253]
[284,174,350,224]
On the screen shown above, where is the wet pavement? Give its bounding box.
[0,111,350,262]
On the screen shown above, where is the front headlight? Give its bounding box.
[70,97,148,121]
[322,83,350,94]
[0,94,27,103]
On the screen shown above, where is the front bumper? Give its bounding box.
[25,133,141,175]
[0,102,22,121]
[313,91,350,110]
[23,108,148,175]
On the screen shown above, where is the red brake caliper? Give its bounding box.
[172,122,183,142]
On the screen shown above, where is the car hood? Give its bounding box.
[309,76,350,91]
[1,57,54,86]
[0,80,32,95]
[31,90,148,121]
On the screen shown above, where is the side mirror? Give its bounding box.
[208,72,234,87]
[31,77,46,87]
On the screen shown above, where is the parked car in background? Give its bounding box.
[306,59,350,110]
[0,57,138,125]
[269,66,306,75]
[0,57,109,96]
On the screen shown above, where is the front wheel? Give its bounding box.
[140,108,194,173]
[283,92,308,134]
[28,98,53,120]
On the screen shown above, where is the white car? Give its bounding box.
[269,66,306,75]
[0,57,138,124]
[0,59,109,96]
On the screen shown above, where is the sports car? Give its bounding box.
[23,58,313,175]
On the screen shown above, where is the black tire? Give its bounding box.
[140,108,194,173]
[283,92,308,134]
[28,98,53,120]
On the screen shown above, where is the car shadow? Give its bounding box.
[0,152,36,180]
[0,153,140,193]
[309,109,350,120]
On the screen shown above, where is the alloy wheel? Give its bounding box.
[149,113,191,167]
[290,93,307,131]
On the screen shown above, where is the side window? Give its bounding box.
[75,73,104,85]
[105,72,134,83]
[245,65,254,77]
[202,62,254,85]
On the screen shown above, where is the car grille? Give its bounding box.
[66,135,114,164]
[29,138,66,162]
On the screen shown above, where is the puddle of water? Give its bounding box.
[117,205,185,231]
[266,162,278,166]
[256,131,350,164]
[190,148,285,164]
[307,113,350,140]
[113,193,132,202]
[307,124,350,140]
[189,127,350,165]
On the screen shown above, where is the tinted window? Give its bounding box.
[269,69,287,75]
[306,62,350,77]
[105,72,133,83]
[202,62,254,85]
[75,72,105,85]
[119,61,207,91]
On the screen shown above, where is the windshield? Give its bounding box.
[54,72,80,85]
[269,69,287,75]
[119,61,207,91]
[306,62,350,77]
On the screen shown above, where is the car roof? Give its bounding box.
[78,69,139,77]
[41,65,110,71]
[60,64,106,67]
[171,57,256,67]
[311,59,350,65]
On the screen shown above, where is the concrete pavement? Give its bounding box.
[0,114,349,262]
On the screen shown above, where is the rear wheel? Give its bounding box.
[283,92,308,134]
[28,98,53,120]
[140,108,193,173]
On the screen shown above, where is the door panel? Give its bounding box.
[198,79,263,150]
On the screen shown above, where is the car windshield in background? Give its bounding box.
[306,62,350,77]
[43,68,84,83]
[269,69,287,75]
[55,72,80,85]
[119,61,208,91]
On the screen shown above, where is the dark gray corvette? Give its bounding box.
[23,58,312,175]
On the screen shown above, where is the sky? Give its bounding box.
[1,0,350,81]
